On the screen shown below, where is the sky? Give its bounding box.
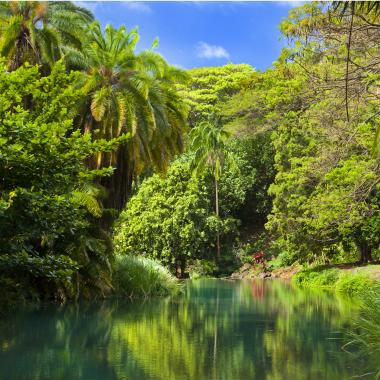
[78,1,303,71]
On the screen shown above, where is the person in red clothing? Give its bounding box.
[252,251,265,264]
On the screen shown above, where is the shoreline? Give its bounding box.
[231,262,380,295]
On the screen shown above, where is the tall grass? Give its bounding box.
[292,267,340,288]
[112,255,180,298]
[335,273,377,296]
[345,290,380,378]
[292,266,378,296]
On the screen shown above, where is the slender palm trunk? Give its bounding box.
[215,177,221,260]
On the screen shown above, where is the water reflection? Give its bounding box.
[0,279,371,380]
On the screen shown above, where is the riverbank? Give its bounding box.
[231,262,380,295]
[293,264,380,295]
[231,262,300,280]
[0,255,180,315]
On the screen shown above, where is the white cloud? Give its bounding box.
[197,42,230,60]
[276,1,305,7]
[122,1,152,13]
[74,1,100,12]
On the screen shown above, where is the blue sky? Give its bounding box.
[79,1,303,71]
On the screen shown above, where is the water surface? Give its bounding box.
[0,279,370,380]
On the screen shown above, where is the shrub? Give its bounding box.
[276,250,298,267]
[186,259,218,279]
[112,255,180,298]
[292,267,340,288]
[0,253,78,302]
[293,266,380,296]
[336,274,378,296]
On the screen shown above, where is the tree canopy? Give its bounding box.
[178,63,254,126]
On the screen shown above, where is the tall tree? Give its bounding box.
[0,1,93,71]
[189,117,232,259]
[77,22,189,211]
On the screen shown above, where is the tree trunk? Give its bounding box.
[215,177,221,260]
[175,258,187,279]
[358,240,372,264]
[345,6,354,123]
[100,145,134,211]
[94,146,135,231]
[180,258,187,278]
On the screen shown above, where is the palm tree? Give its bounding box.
[77,22,189,210]
[332,1,380,17]
[0,1,93,71]
[189,116,231,260]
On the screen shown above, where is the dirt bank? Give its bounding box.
[230,263,300,280]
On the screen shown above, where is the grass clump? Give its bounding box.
[113,255,180,298]
[292,266,379,296]
[336,273,377,296]
[345,290,380,378]
[292,267,340,288]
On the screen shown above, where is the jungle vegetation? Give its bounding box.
[0,1,379,305]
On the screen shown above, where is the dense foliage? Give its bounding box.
[114,148,256,275]
[205,3,380,266]
[116,1,380,272]
[265,3,380,265]
[178,64,254,126]
[0,1,189,303]
[0,61,121,302]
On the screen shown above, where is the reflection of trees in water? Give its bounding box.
[108,280,361,380]
[109,285,256,380]
[241,280,361,379]
[0,303,120,380]
[0,280,371,380]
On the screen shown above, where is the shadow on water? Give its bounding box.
[0,279,375,380]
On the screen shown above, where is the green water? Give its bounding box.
[0,279,372,380]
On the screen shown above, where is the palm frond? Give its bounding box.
[37,25,61,67]
[0,14,23,58]
[91,86,111,122]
